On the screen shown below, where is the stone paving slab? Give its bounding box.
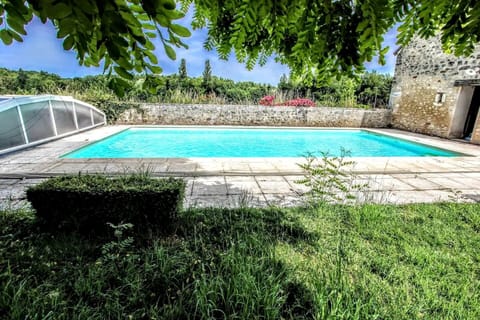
[186,194,268,209]
[256,195,296,207]
[225,176,262,194]
[397,177,444,190]
[255,178,292,194]
[424,177,468,189]
[192,176,228,196]
[449,176,480,186]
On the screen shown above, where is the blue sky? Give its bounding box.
[0,11,398,85]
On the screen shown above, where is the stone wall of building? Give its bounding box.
[117,104,391,128]
[390,35,480,140]
[472,112,480,144]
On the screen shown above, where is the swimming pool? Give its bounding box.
[62,127,461,158]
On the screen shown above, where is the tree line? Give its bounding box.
[0,61,392,109]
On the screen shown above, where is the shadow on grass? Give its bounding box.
[177,206,318,246]
[0,204,317,319]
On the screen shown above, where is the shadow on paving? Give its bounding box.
[186,177,304,208]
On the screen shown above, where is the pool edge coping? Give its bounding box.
[60,125,474,159]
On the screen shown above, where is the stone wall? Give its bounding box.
[117,104,391,128]
[390,35,480,141]
[472,112,480,143]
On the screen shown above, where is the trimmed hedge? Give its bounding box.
[26,175,185,236]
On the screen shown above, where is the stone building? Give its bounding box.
[390,35,480,144]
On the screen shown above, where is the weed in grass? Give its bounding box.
[448,189,464,202]
[232,188,256,208]
[101,222,135,262]
[131,162,156,178]
[355,175,395,205]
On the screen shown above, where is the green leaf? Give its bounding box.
[105,41,121,60]
[57,19,75,38]
[160,0,176,11]
[75,0,98,15]
[147,64,163,73]
[71,7,91,27]
[114,66,134,80]
[144,39,155,50]
[117,57,134,70]
[161,10,184,20]
[0,30,13,45]
[63,36,75,50]
[170,24,191,37]
[137,13,151,22]
[120,10,142,29]
[143,23,157,30]
[3,4,27,24]
[47,3,72,19]
[132,33,147,46]
[131,5,144,14]
[156,14,170,27]
[163,43,176,60]
[8,30,23,42]
[6,17,27,35]
[145,31,157,38]
[145,51,159,64]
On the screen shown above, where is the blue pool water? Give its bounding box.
[63,128,460,158]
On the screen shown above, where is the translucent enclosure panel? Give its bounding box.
[76,104,93,129]
[52,100,76,134]
[21,102,55,142]
[93,110,105,124]
[0,108,25,150]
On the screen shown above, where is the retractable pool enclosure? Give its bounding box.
[0,95,106,155]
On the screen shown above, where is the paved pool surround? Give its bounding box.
[1,125,480,208]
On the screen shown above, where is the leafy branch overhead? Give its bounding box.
[1,0,480,90]
[188,0,480,82]
[0,0,192,95]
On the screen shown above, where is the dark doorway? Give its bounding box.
[463,86,480,139]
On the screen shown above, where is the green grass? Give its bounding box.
[0,203,479,319]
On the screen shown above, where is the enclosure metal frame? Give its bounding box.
[0,95,106,156]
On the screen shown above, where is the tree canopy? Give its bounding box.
[1,0,479,92]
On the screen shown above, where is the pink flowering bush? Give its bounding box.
[259,95,275,106]
[277,98,316,107]
[259,96,316,107]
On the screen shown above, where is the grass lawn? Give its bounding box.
[1,203,479,319]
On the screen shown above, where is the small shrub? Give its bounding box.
[259,95,275,106]
[296,150,367,205]
[26,174,185,236]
